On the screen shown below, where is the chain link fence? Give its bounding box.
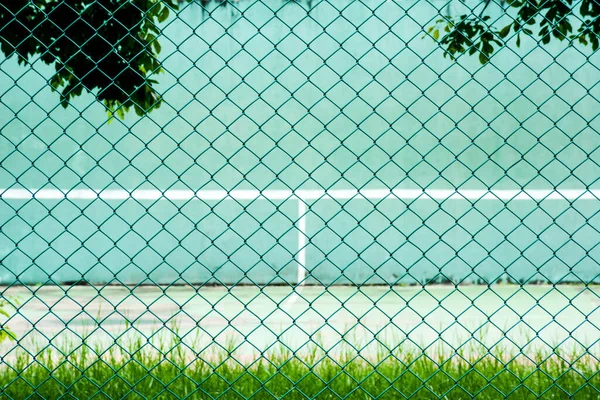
[1,0,600,398]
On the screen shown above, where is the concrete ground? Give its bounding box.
[1,284,599,360]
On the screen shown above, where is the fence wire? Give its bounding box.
[0,0,600,398]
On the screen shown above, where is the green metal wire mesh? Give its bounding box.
[0,0,599,398]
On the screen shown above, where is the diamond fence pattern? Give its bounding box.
[0,0,600,398]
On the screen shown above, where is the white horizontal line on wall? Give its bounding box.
[1,188,599,201]
[1,187,598,287]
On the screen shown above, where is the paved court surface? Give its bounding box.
[1,284,599,359]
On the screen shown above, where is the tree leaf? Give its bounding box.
[482,42,493,55]
[499,25,511,38]
[479,52,488,64]
[153,40,161,54]
[542,33,551,44]
[158,6,170,23]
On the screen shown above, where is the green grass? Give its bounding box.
[0,325,599,400]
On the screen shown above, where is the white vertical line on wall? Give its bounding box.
[296,199,308,285]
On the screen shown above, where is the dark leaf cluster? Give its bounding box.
[1,0,598,117]
[0,0,179,117]
[429,0,600,64]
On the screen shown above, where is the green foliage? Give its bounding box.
[2,1,598,118]
[0,0,180,118]
[0,331,598,399]
[0,296,18,344]
[429,0,600,64]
